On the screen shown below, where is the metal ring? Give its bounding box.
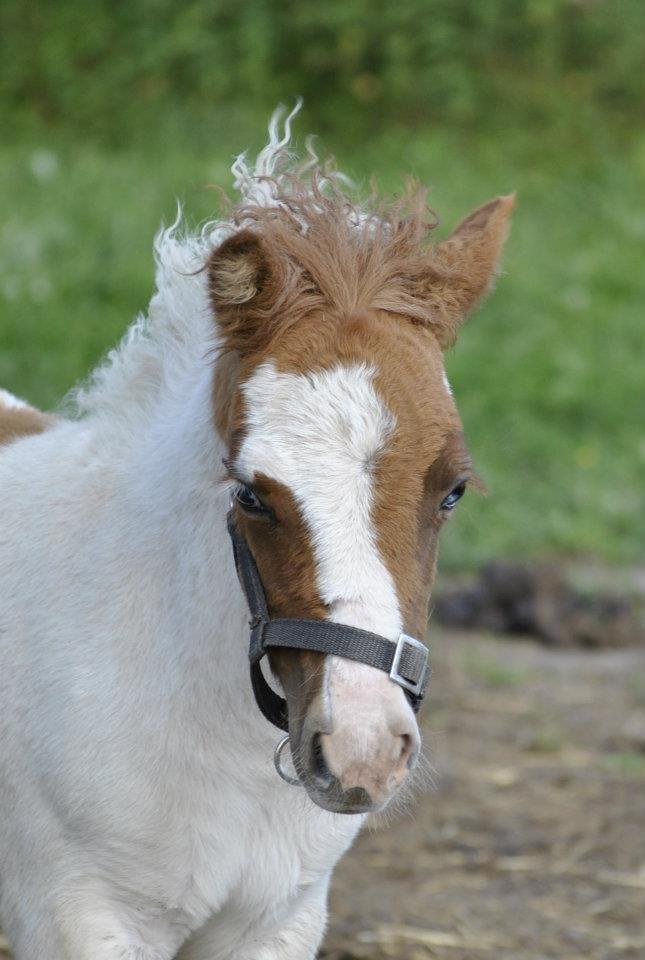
[273,735,301,786]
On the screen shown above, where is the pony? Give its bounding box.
[0,108,513,960]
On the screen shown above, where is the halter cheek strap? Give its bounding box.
[227,511,430,731]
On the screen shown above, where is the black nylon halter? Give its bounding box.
[227,510,430,731]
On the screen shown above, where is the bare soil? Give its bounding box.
[322,630,645,960]
[1,630,643,960]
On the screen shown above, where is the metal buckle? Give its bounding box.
[389,633,428,695]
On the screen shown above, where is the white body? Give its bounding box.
[0,121,363,960]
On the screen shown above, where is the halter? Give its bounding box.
[227,511,430,733]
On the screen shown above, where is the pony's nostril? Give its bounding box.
[399,733,416,770]
[310,732,334,788]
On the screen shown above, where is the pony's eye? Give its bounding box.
[234,483,267,514]
[440,482,467,512]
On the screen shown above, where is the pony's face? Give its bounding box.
[210,190,513,814]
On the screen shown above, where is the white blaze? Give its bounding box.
[236,360,402,640]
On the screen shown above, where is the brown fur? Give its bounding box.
[0,402,56,446]
[232,474,328,622]
[211,168,513,712]
[208,176,514,355]
[230,474,329,729]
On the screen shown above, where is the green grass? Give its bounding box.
[1,115,643,568]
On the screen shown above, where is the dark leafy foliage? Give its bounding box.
[2,0,644,141]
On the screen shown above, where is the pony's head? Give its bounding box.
[210,155,513,814]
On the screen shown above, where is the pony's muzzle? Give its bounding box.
[296,660,421,813]
[318,723,418,809]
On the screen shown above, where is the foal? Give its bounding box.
[0,112,512,960]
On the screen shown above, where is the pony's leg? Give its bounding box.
[4,916,167,960]
[2,882,187,960]
[0,801,190,960]
[5,912,174,960]
[178,876,330,960]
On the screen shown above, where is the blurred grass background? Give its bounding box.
[0,0,643,568]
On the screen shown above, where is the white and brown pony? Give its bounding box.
[0,110,513,960]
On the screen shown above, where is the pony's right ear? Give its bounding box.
[208,230,271,307]
[207,229,277,353]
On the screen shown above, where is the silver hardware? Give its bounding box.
[389,633,428,695]
[273,735,301,786]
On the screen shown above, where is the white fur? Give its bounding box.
[442,370,453,396]
[237,361,401,637]
[0,387,30,410]
[232,101,303,208]
[0,111,368,960]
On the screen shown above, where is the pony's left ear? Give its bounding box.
[422,194,515,347]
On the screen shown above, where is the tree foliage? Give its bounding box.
[2,0,643,140]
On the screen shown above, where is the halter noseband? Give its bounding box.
[227,511,430,731]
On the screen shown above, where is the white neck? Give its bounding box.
[78,349,273,750]
[62,217,277,748]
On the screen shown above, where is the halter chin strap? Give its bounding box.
[227,510,430,731]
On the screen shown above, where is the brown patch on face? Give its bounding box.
[230,475,328,733]
[234,475,326,620]
[361,319,471,638]
[213,349,241,442]
[388,430,473,637]
[0,402,57,446]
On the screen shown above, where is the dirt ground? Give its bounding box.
[322,629,645,960]
[1,629,643,960]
